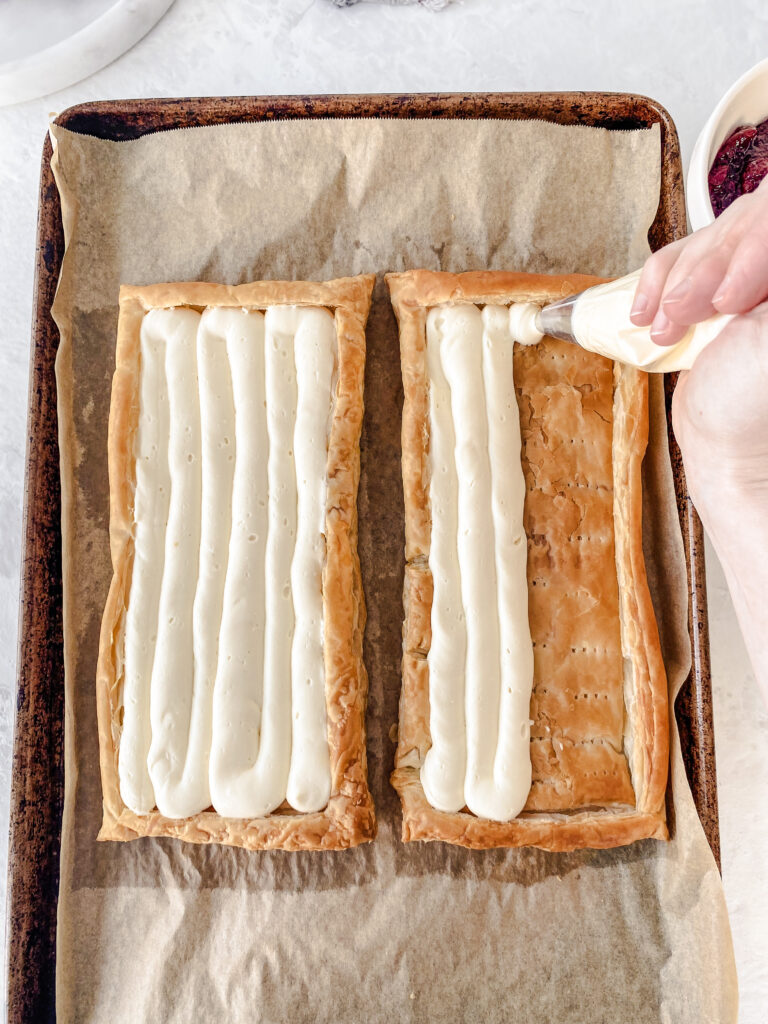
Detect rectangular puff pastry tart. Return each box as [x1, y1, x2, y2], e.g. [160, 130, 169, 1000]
[387, 270, 669, 852]
[97, 275, 376, 851]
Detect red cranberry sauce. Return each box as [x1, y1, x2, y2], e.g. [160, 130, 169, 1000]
[709, 117, 768, 217]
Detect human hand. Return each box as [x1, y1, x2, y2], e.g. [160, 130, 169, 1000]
[629, 175, 768, 346]
[671, 302, 768, 507]
[635, 192, 768, 701]
[672, 302, 768, 705]
[626, 179, 768, 499]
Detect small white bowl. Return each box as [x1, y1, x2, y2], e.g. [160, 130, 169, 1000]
[0, 0, 175, 108]
[687, 57, 768, 231]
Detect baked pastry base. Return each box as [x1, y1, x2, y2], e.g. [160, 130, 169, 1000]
[387, 269, 669, 852]
[97, 274, 376, 851]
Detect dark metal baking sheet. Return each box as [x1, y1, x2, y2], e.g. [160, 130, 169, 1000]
[8, 92, 715, 1024]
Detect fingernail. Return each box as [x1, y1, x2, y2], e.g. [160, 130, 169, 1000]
[630, 291, 649, 318]
[712, 275, 732, 305]
[662, 277, 692, 304]
[650, 311, 670, 339]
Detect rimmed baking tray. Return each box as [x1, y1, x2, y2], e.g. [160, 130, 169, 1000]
[8, 93, 716, 1024]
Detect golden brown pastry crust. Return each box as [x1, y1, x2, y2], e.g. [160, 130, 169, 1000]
[387, 269, 669, 852]
[96, 274, 377, 851]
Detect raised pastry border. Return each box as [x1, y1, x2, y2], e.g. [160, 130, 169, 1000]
[96, 274, 377, 850]
[386, 269, 669, 852]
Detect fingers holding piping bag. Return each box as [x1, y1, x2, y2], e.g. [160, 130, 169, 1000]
[632, 208, 743, 346]
[631, 177, 768, 346]
[629, 236, 687, 327]
[713, 220, 768, 313]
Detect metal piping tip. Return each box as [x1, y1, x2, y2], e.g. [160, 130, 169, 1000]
[535, 291, 585, 345]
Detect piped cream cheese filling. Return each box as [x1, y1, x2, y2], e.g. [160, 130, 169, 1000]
[422, 304, 533, 822]
[120, 309, 176, 815]
[209, 308, 287, 818]
[146, 308, 205, 819]
[421, 312, 467, 813]
[286, 308, 336, 812]
[508, 301, 544, 347]
[120, 304, 336, 819]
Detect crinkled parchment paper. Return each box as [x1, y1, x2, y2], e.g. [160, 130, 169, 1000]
[50, 116, 737, 1024]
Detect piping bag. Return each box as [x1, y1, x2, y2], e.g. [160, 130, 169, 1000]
[511, 268, 736, 372]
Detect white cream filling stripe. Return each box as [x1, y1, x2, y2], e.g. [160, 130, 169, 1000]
[422, 304, 534, 822]
[146, 308, 205, 818]
[120, 309, 175, 815]
[120, 305, 336, 819]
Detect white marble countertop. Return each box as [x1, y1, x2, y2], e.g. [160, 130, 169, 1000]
[0, 0, 766, 1019]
